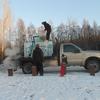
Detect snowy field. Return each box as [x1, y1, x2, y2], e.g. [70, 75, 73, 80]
[0, 65, 100, 100]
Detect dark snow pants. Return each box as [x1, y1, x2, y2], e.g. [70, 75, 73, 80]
[36, 63, 44, 76]
[46, 32, 50, 40]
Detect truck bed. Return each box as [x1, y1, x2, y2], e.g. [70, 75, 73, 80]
[43, 57, 58, 67]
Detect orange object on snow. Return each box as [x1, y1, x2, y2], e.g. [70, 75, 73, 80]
[60, 63, 66, 76]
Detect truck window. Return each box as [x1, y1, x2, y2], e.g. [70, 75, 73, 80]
[63, 44, 80, 53]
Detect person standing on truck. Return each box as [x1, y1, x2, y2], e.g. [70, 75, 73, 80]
[42, 21, 51, 41]
[32, 44, 44, 76]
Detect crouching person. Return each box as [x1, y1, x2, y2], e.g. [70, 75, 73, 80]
[32, 44, 44, 76]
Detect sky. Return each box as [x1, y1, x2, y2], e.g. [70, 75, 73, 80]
[0, 0, 100, 27]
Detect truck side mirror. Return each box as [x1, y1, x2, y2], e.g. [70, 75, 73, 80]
[62, 54, 65, 57]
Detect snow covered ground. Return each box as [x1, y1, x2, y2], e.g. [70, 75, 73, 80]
[0, 65, 100, 100]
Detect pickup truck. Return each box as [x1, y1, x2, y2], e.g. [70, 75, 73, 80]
[20, 36, 100, 74]
[60, 43, 100, 72]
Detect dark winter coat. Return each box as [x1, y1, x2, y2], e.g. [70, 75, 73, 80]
[32, 47, 44, 65]
[42, 21, 51, 40]
[42, 21, 51, 33]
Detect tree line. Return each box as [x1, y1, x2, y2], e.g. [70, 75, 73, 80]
[56, 19, 100, 50]
[0, 0, 100, 60]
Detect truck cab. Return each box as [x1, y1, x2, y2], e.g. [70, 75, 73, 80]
[60, 43, 100, 72]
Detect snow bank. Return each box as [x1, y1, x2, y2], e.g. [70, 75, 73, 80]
[5, 47, 20, 57]
[0, 66, 100, 100]
[0, 47, 20, 72]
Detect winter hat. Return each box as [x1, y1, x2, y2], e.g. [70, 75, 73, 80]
[36, 44, 39, 48]
[42, 21, 47, 25]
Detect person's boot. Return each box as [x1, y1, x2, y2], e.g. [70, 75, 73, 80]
[40, 74, 43, 76]
[40, 70, 44, 76]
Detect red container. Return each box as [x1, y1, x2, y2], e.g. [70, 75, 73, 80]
[60, 63, 66, 76]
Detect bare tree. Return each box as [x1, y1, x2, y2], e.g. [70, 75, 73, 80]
[27, 24, 36, 35]
[25, 24, 36, 41]
[0, 19, 2, 57]
[0, 0, 12, 59]
[93, 21, 99, 39]
[57, 23, 66, 42]
[81, 19, 90, 37]
[17, 18, 26, 55]
[67, 20, 80, 41]
[0, 19, 2, 42]
[37, 26, 46, 41]
[81, 19, 92, 49]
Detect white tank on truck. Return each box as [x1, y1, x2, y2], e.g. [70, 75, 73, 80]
[24, 35, 53, 57]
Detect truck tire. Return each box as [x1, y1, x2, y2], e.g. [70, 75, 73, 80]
[86, 60, 100, 73]
[22, 62, 32, 74]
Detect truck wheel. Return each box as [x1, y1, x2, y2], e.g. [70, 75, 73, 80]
[86, 60, 100, 73]
[22, 62, 32, 74]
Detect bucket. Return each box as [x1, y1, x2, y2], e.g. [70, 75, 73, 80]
[88, 64, 95, 76]
[8, 69, 13, 76]
[32, 66, 37, 76]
